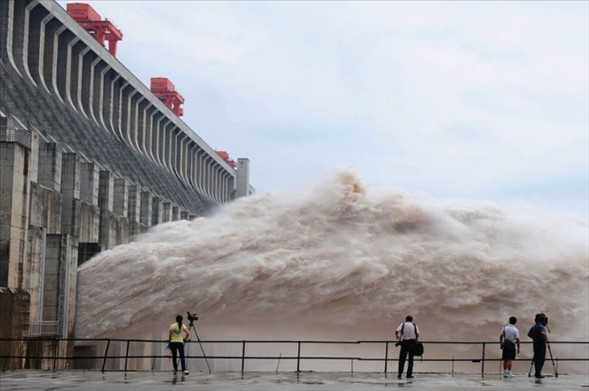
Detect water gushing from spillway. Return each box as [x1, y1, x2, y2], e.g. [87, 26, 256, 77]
[77, 172, 589, 344]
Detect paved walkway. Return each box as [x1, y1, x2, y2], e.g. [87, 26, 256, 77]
[1, 371, 588, 390]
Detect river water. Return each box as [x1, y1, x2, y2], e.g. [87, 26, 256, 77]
[76, 172, 588, 356]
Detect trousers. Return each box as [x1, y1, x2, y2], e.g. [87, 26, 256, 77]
[533, 342, 546, 377]
[170, 342, 186, 372]
[398, 339, 417, 377]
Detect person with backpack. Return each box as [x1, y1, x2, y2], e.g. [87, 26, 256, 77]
[528, 313, 548, 379]
[168, 314, 191, 375]
[395, 315, 420, 379]
[499, 316, 520, 377]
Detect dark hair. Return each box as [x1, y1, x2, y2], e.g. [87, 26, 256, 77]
[405, 315, 413, 322]
[534, 313, 542, 322]
[176, 315, 183, 330]
[509, 316, 517, 325]
[535, 313, 547, 324]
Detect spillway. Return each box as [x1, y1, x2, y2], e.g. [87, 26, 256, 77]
[77, 172, 589, 342]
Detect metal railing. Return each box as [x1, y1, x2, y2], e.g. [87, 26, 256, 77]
[1, 337, 587, 378]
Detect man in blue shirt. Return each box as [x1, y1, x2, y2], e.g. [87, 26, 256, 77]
[528, 313, 548, 378]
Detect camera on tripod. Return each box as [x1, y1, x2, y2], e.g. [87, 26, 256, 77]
[186, 312, 199, 326]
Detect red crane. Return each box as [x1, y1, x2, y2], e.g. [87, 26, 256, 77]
[150, 77, 185, 117]
[216, 150, 237, 168]
[66, 3, 123, 57]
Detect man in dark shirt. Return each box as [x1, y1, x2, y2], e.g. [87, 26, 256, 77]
[528, 313, 548, 378]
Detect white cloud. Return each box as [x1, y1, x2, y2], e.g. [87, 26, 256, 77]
[69, 1, 588, 215]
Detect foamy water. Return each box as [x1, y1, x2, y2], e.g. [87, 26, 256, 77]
[77, 172, 589, 343]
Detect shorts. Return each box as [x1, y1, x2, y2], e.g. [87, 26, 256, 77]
[502, 340, 516, 360]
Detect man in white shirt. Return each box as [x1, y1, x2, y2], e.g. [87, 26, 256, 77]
[500, 316, 520, 377]
[395, 315, 420, 379]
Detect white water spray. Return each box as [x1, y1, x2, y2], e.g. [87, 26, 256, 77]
[77, 172, 588, 343]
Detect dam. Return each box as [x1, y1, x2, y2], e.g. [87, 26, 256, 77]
[0, 0, 253, 365]
[1, 1, 588, 387]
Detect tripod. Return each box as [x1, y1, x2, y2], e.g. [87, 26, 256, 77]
[547, 342, 558, 378]
[187, 312, 212, 374]
[527, 342, 558, 378]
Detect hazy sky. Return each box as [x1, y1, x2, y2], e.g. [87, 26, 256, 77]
[64, 1, 588, 217]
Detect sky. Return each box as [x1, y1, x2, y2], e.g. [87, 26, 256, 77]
[61, 1, 588, 218]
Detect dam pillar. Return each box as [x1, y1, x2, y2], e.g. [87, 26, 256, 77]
[140, 190, 152, 228]
[180, 210, 189, 220]
[162, 201, 172, 223]
[113, 177, 128, 217]
[60, 153, 81, 238]
[27, 141, 64, 328]
[37, 142, 64, 234]
[78, 162, 101, 265]
[77, 161, 101, 265]
[0, 119, 32, 288]
[171, 205, 179, 221]
[38, 143, 62, 193]
[235, 157, 250, 198]
[98, 170, 116, 250]
[24, 217, 47, 328]
[127, 184, 141, 236]
[43, 234, 77, 338]
[79, 161, 99, 243]
[151, 196, 162, 225]
[113, 177, 130, 245]
[0, 288, 30, 369]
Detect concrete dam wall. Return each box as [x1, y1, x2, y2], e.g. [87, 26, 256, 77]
[0, 0, 252, 362]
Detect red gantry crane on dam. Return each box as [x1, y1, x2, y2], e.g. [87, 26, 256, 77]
[66, 3, 123, 57]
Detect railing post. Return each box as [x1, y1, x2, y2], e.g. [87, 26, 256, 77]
[240, 340, 246, 378]
[296, 341, 301, 374]
[384, 341, 389, 377]
[101, 339, 111, 373]
[481, 342, 486, 379]
[52, 338, 58, 371]
[124, 340, 130, 373]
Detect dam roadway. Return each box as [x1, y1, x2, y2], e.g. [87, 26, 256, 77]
[0, 371, 586, 390]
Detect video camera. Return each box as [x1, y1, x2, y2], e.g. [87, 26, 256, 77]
[186, 312, 199, 326]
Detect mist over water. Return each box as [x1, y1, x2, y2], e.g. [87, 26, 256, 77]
[77, 172, 589, 343]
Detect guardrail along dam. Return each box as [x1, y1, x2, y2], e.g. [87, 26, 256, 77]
[1, 0, 588, 378]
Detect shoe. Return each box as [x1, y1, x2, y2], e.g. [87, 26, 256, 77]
[407, 375, 414, 379]
[184, 370, 189, 375]
[397, 375, 402, 379]
[503, 372, 509, 378]
[535, 374, 544, 379]
[508, 371, 513, 378]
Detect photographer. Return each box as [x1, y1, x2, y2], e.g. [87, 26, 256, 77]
[168, 314, 190, 375]
[528, 313, 548, 379]
[395, 315, 420, 379]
